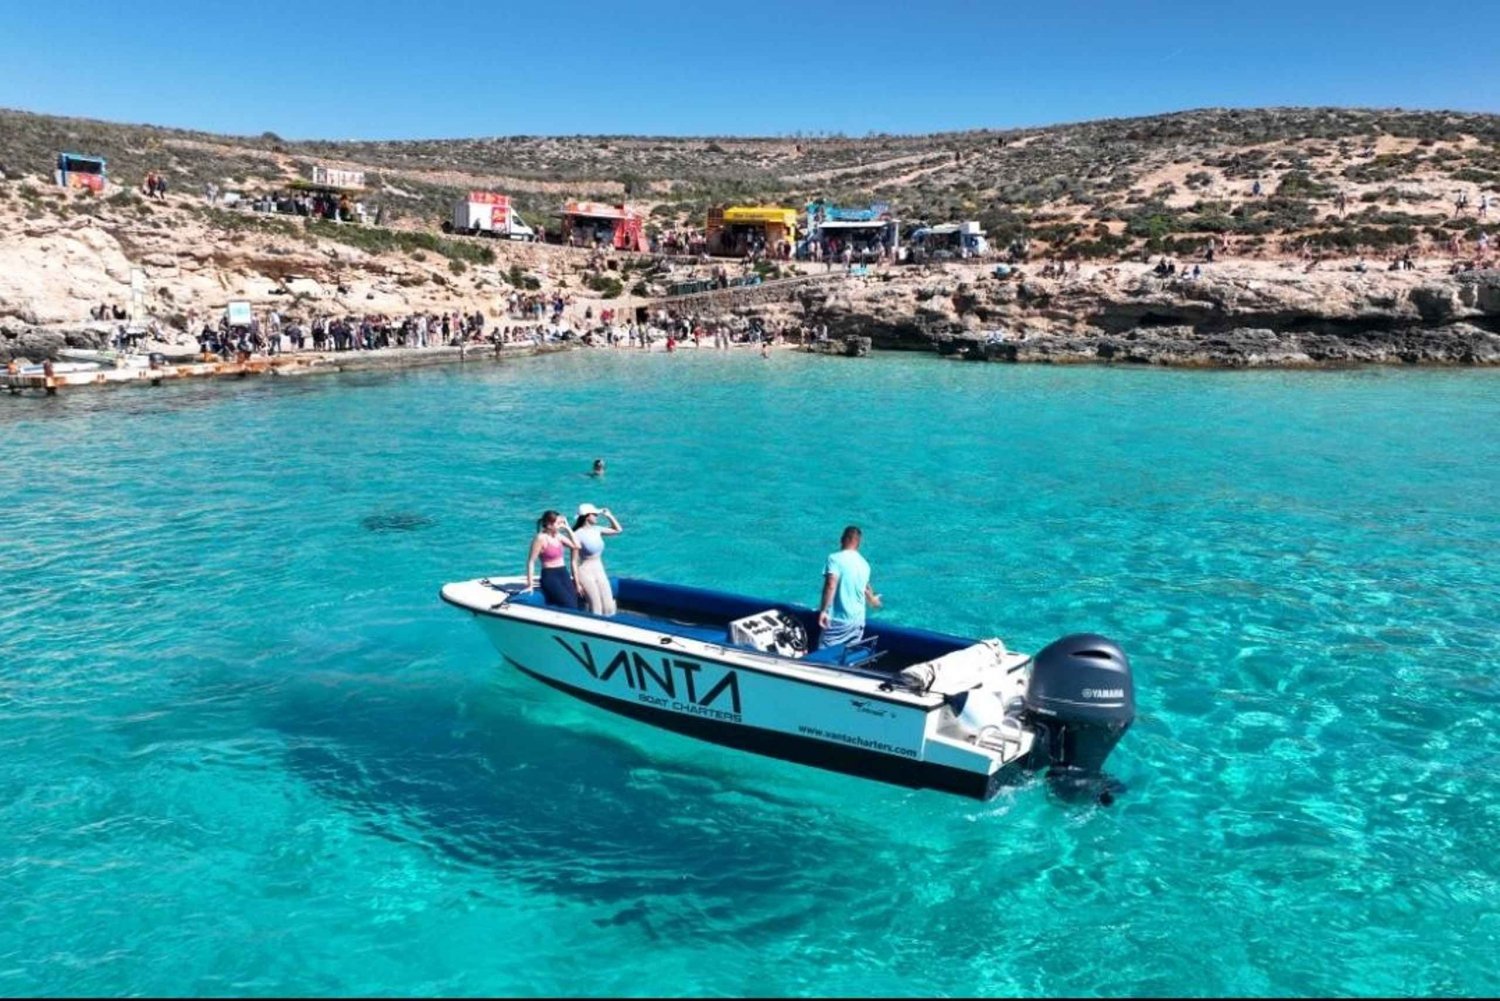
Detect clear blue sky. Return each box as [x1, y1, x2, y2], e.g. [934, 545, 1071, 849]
[0, 0, 1493, 139]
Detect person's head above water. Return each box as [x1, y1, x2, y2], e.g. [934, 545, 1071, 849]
[590, 458, 605, 476]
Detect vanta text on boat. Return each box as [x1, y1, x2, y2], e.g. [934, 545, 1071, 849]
[441, 576, 1135, 802]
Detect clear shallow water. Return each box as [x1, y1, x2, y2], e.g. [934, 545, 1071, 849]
[2, 353, 1497, 997]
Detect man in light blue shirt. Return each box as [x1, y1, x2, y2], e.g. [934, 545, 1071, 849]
[817, 525, 882, 649]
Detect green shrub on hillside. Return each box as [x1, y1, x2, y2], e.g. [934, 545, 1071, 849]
[1230, 197, 1317, 234]
[506, 264, 541, 290]
[193, 205, 304, 239]
[1068, 232, 1131, 258]
[305, 219, 494, 265]
[1454, 168, 1500, 184]
[586, 274, 623, 298]
[1305, 225, 1417, 251]
[1275, 170, 1334, 199]
[1352, 207, 1431, 226]
[1359, 186, 1438, 205]
[1122, 202, 1186, 238]
[1029, 221, 1083, 244]
[1341, 153, 1425, 184]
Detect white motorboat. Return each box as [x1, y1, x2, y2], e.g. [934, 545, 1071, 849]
[442, 576, 1135, 802]
[57, 348, 126, 367]
[13, 360, 102, 376]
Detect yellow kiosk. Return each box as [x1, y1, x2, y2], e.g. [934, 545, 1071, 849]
[706, 205, 799, 256]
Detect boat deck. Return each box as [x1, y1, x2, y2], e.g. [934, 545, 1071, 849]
[463, 576, 976, 675]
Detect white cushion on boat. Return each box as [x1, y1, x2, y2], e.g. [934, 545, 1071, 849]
[897, 639, 1006, 696]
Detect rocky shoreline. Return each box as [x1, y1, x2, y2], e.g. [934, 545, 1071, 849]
[7, 267, 1500, 371]
[2, 324, 118, 364]
[793, 265, 1500, 367]
[935, 322, 1500, 367]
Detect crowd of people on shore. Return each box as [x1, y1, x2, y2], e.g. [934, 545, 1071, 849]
[171, 298, 824, 360]
[654, 228, 710, 256]
[192, 308, 491, 357]
[575, 313, 822, 352]
[505, 290, 576, 322]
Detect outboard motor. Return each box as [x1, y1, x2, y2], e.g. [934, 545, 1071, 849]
[1022, 633, 1134, 803]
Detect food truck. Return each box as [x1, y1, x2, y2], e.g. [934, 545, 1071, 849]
[55, 152, 107, 192]
[907, 221, 990, 261]
[705, 205, 799, 256]
[558, 201, 646, 251]
[449, 192, 536, 240]
[252, 165, 370, 222]
[803, 201, 899, 261]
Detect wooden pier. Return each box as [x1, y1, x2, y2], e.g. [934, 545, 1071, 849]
[3, 343, 557, 396]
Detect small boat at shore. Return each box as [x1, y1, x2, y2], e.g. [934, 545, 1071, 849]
[442, 576, 1135, 802]
[12, 360, 103, 376]
[58, 348, 133, 368]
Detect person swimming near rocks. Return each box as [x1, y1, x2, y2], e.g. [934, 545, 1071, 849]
[589, 458, 606, 478]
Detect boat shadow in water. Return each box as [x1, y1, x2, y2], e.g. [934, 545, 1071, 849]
[254, 663, 910, 941]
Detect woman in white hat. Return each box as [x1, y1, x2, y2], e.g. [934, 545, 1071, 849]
[570, 503, 623, 615]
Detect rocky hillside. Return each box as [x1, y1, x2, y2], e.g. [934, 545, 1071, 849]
[5, 105, 1499, 257]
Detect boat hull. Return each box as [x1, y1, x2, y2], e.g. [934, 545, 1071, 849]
[510, 656, 999, 799]
[452, 596, 1010, 799]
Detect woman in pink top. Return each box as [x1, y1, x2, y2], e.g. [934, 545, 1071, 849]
[525, 509, 581, 608]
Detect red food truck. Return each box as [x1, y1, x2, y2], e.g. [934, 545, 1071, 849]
[558, 201, 646, 252]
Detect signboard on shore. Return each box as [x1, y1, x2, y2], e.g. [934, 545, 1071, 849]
[807, 201, 892, 224]
[563, 200, 628, 220]
[226, 300, 253, 327]
[311, 166, 365, 189]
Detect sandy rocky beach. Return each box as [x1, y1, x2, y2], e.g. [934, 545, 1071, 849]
[5, 191, 1496, 371]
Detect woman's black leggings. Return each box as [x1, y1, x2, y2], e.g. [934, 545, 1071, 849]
[540, 565, 579, 609]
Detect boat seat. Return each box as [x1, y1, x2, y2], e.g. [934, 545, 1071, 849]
[507, 588, 733, 646]
[803, 635, 884, 669]
[609, 610, 728, 646]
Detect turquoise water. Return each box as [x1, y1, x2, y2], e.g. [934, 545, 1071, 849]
[2, 353, 1497, 996]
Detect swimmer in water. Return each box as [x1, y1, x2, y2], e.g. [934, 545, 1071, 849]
[589, 458, 605, 478]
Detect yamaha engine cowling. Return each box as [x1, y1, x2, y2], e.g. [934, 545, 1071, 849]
[1022, 634, 1134, 802]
